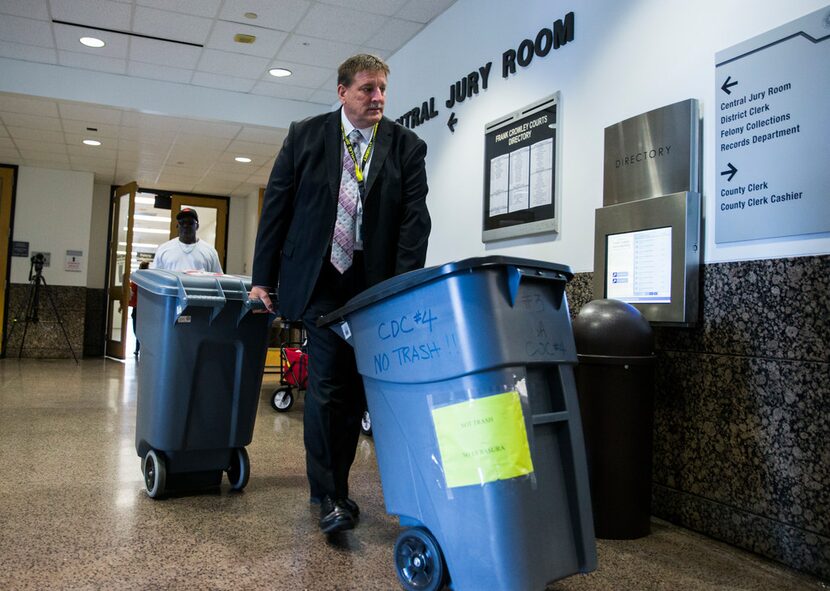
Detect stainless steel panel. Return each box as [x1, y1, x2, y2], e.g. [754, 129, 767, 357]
[593, 192, 701, 326]
[603, 99, 700, 205]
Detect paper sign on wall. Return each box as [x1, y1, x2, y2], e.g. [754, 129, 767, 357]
[65, 250, 83, 272]
[432, 390, 534, 488]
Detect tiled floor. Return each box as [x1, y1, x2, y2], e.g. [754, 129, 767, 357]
[0, 358, 825, 590]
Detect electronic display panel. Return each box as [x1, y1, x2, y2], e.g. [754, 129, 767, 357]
[606, 227, 672, 304]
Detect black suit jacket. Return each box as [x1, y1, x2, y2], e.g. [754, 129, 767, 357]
[252, 108, 431, 320]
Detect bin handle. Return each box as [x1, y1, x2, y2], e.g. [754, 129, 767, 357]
[506, 266, 569, 309]
[174, 275, 227, 323]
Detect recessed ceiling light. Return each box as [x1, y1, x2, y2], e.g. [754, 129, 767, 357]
[268, 68, 292, 78]
[244, 12, 258, 19]
[80, 37, 105, 48]
[83, 139, 102, 146]
[235, 156, 252, 163]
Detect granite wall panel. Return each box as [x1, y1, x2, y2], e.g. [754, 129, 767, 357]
[568, 254, 829, 579]
[4, 284, 85, 359]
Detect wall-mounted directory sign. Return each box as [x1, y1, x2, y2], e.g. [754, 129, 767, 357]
[482, 93, 560, 242]
[715, 7, 830, 243]
[603, 99, 700, 206]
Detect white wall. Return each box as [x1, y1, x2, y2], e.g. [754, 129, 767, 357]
[241, 187, 262, 277]
[386, 0, 830, 271]
[11, 166, 94, 285]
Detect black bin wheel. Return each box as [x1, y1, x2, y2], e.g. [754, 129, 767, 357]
[361, 409, 373, 437]
[227, 447, 250, 491]
[271, 387, 294, 412]
[394, 527, 447, 591]
[142, 449, 166, 499]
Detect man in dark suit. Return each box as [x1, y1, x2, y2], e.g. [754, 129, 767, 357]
[250, 54, 431, 534]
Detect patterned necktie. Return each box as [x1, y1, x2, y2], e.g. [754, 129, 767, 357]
[331, 129, 363, 274]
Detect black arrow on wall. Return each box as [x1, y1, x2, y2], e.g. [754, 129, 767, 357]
[447, 112, 458, 132]
[721, 76, 739, 94]
[721, 162, 738, 181]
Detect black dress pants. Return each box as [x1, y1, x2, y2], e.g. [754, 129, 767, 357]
[301, 254, 367, 501]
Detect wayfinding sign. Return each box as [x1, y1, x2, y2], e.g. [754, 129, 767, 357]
[715, 7, 830, 243]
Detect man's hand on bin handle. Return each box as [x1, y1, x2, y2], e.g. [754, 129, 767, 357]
[249, 285, 275, 314]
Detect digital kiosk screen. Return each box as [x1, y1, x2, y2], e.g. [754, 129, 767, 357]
[606, 226, 672, 304]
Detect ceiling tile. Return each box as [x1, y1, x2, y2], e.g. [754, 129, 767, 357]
[250, 81, 314, 101]
[205, 20, 288, 58]
[64, 134, 118, 152]
[191, 71, 257, 93]
[0, 112, 62, 131]
[277, 34, 359, 69]
[0, 148, 22, 161]
[173, 133, 234, 150]
[62, 119, 121, 138]
[236, 127, 285, 145]
[226, 140, 280, 157]
[193, 178, 241, 193]
[176, 119, 241, 137]
[136, 0, 222, 18]
[132, 6, 214, 45]
[308, 88, 339, 106]
[6, 126, 65, 143]
[0, 137, 17, 149]
[58, 102, 123, 125]
[18, 149, 70, 163]
[219, 0, 311, 32]
[0, 0, 50, 20]
[0, 14, 55, 47]
[0, 95, 59, 117]
[262, 60, 330, 87]
[364, 17, 421, 52]
[127, 36, 203, 69]
[295, 4, 386, 46]
[24, 159, 71, 170]
[0, 39, 58, 63]
[396, 0, 456, 24]
[197, 49, 271, 79]
[53, 23, 129, 58]
[127, 60, 194, 84]
[319, 0, 407, 17]
[49, 0, 133, 30]
[58, 50, 127, 74]
[12, 139, 67, 154]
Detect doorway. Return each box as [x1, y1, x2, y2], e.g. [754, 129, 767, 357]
[105, 188, 230, 360]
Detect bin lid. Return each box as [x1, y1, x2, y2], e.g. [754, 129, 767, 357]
[319, 255, 572, 326]
[573, 299, 654, 358]
[132, 269, 252, 300]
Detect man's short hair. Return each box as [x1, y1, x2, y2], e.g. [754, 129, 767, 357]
[337, 54, 390, 87]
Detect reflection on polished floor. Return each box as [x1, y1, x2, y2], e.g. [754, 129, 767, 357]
[0, 359, 825, 591]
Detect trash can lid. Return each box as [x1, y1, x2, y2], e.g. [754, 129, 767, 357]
[572, 299, 654, 358]
[132, 269, 252, 300]
[319, 256, 572, 326]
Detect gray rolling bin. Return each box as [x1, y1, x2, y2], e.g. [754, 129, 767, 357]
[320, 256, 597, 591]
[132, 270, 271, 498]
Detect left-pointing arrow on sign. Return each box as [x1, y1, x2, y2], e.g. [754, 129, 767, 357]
[721, 75, 739, 95]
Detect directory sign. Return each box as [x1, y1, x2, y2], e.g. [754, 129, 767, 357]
[715, 7, 830, 242]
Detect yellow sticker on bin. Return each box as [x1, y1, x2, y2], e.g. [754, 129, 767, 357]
[432, 390, 534, 488]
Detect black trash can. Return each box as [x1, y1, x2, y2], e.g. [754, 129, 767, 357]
[573, 299, 655, 539]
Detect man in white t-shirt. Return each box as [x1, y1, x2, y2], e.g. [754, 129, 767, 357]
[150, 208, 223, 273]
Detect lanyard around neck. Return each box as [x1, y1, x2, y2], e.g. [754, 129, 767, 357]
[341, 122, 377, 184]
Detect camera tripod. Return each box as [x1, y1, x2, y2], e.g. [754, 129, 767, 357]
[4, 255, 78, 364]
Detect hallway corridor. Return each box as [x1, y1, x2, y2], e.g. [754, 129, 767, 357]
[0, 359, 824, 590]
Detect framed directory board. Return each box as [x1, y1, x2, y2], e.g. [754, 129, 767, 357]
[482, 93, 560, 242]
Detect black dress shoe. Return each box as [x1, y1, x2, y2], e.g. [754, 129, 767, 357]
[319, 496, 356, 534]
[311, 495, 360, 517]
